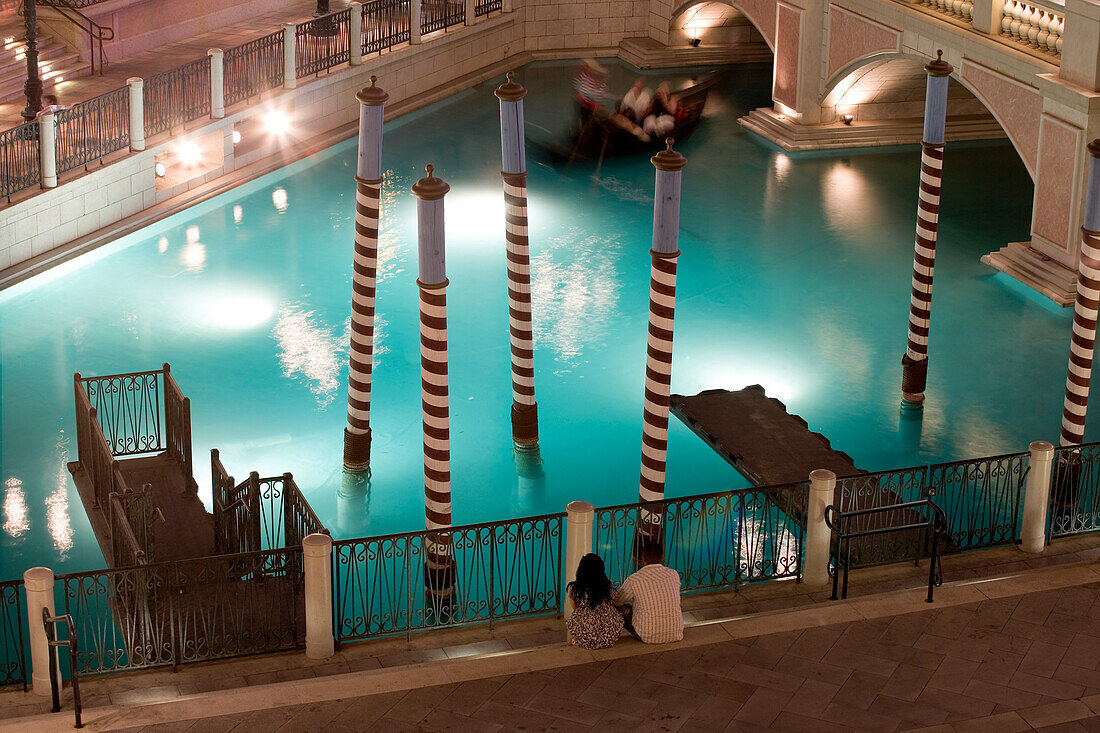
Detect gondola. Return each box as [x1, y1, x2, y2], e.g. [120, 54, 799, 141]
[533, 72, 720, 163]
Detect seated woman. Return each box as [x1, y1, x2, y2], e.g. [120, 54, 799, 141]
[643, 82, 679, 138]
[565, 553, 624, 650]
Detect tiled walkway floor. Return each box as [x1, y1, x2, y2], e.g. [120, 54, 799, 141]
[0, 2, 351, 127]
[109, 581, 1100, 732]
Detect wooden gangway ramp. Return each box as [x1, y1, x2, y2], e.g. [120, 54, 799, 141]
[670, 386, 928, 564]
[670, 385, 862, 488]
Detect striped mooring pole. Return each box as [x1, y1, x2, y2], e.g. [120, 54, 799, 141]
[413, 164, 456, 600]
[495, 72, 540, 448]
[343, 76, 388, 472]
[900, 50, 952, 407]
[637, 138, 687, 551]
[1059, 140, 1100, 448]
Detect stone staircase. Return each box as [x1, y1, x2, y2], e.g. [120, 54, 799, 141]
[617, 36, 772, 69]
[982, 242, 1077, 306]
[738, 105, 1008, 151]
[0, 16, 90, 106]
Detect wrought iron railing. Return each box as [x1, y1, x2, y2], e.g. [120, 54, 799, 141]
[0, 580, 26, 690]
[334, 513, 563, 642]
[143, 57, 212, 138]
[55, 88, 130, 175]
[0, 122, 41, 202]
[212, 449, 255, 555]
[475, 0, 500, 17]
[296, 9, 352, 77]
[925, 451, 1028, 551]
[58, 546, 305, 676]
[595, 484, 805, 594]
[109, 484, 158, 566]
[223, 30, 285, 107]
[1050, 442, 1100, 538]
[421, 0, 464, 33]
[163, 366, 194, 490]
[361, 0, 411, 54]
[76, 369, 164, 458]
[256, 473, 325, 550]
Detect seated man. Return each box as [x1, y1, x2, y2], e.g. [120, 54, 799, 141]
[613, 542, 683, 644]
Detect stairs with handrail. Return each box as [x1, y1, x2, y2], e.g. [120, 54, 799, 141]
[0, 16, 89, 104]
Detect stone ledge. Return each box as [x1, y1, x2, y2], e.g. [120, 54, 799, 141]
[982, 241, 1077, 307]
[617, 36, 772, 69]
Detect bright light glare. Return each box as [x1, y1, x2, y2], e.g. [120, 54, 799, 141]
[443, 191, 504, 237]
[263, 110, 291, 137]
[233, 205, 243, 223]
[232, 129, 242, 145]
[186, 225, 200, 243]
[272, 187, 288, 212]
[157, 236, 168, 253]
[176, 140, 201, 166]
[193, 292, 275, 331]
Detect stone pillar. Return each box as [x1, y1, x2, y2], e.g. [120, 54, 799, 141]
[901, 51, 952, 407]
[343, 76, 388, 472]
[24, 567, 56, 697]
[495, 72, 539, 448]
[127, 77, 145, 152]
[349, 2, 363, 66]
[502, 0, 512, 11]
[803, 469, 835, 586]
[411, 0, 422, 44]
[209, 49, 225, 119]
[564, 501, 594, 619]
[413, 165, 455, 599]
[969, 0, 1006, 34]
[466, 0, 475, 25]
[1060, 140, 1100, 446]
[1061, 0, 1100, 93]
[771, 0, 828, 124]
[38, 109, 57, 189]
[284, 23, 298, 89]
[303, 533, 334, 659]
[1020, 441, 1055, 553]
[637, 139, 687, 533]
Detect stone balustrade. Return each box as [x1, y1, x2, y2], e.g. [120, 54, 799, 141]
[1000, 0, 1064, 55]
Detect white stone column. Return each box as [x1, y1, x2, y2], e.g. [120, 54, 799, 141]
[24, 567, 56, 697]
[303, 533, 334, 659]
[465, 0, 476, 25]
[969, 0, 1006, 34]
[803, 469, 835, 586]
[1062, 0, 1100, 93]
[564, 500, 594, 619]
[209, 48, 225, 119]
[410, 0, 422, 44]
[1020, 441, 1056, 553]
[126, 77, 145, 151]
[349, 2, 363, 66]
[38, 109, 56, 188]
[284, 23, 298, 90]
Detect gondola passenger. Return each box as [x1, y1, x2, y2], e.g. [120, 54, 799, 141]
[643, 83, 679, 138]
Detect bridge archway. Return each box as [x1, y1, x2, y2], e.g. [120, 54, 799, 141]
[669, 0, 775, 53]
[822, 51, 1036, 180]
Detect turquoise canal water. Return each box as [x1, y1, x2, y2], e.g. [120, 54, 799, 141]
[0, 59, 1063, 582]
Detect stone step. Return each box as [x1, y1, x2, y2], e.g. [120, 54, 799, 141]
[0, 37, 86, 104]
[738, 107, 1006, 151]
[617, 36, 772, 69]
[981, 242, 1076, 306]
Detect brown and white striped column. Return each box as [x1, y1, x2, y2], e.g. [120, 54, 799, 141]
[1060, 140, 1100, 447]
[495, 72, 540, 448]
[343, 76, 388, 472]
[413, 165, 455, 600]
[637, 140, 687, 548]
[901, 51, 952, 407]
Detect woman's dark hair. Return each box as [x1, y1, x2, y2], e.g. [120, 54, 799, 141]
[567, 553, 613, 608]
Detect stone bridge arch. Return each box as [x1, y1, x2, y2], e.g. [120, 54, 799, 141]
[669, 0, 776, 52]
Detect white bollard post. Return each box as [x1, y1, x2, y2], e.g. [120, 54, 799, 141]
[349, 2, 363, 66]
[465, 0, 475, 25]
[284, 23, 297, 89]
[564, 501, 594, 619]
[38, 109, 57, 188]
[410, 0, 422, 44]
[803, 469, 835, 586]
[209, 48, 225, 119]
[127, 77, 145, 151]
[303, 533, 334, 659]
[1020, 441, 1055, 553]
[24, 567, 56, 696]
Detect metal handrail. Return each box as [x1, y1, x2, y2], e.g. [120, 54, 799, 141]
[825, 498, 947, 603]
[38, 0, 113, 75]
[42, 608, 82, 729]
